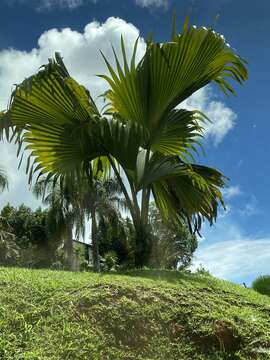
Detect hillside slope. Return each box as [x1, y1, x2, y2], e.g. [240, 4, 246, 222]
[0, 268, 269, 359]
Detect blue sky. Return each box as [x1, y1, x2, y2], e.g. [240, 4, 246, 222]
[0, 0, 270, 285]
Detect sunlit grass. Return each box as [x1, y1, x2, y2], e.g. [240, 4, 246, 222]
[0, 267, 269, 359]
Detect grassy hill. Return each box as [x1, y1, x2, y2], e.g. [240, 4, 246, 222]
[0, 268, 269, 359]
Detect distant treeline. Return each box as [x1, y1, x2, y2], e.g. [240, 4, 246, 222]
[0, 203, 197, 271]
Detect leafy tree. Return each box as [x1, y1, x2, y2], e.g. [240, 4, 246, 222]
[148, 204, 197, 269]
[103, 251, 118, 271]
[0, 204, 59, 267]
[252, 275, 270, 296]
[98, 207, 196, 270]
[0, 18, 248, 267]
[79, 177, 126, 272]
[33, 178, 82, 270]
[0, 166, 8, 193]
[98, 215, 135, 268]
[34, 176, 124, 272]
[0, 215, 19, 265]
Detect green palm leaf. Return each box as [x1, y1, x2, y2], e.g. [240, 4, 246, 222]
[101, 19, 247, 140]
[0, 55, 104, 182]
[152, 163, 226, 232]
[150, 108, 207, 160]
[97, 117, 144, 174]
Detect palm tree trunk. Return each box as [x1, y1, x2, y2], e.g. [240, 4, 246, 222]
[134, 187, 152, 268]
[91, 208, 100, 272]
[64, 222, 74, 271]
[108, 155, 153, 268]
[134, 220, 152, 268]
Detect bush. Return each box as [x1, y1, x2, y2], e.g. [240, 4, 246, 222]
[252, 275, 270, 296]
[50, 261, 64, 270]
[103, 251, 118, 271]
[80, 259, 93, 272]
[195, 264, 211, 276]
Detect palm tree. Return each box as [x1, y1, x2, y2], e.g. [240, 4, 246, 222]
[0, 18, 248, 267]
[80, 177, 125, 272]
[34, 175, 123, 271]
[64, 175, 125, 272]
[0, 166, 8, 193]
[33, 178, 82, 270]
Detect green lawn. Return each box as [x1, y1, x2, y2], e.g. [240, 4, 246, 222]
[0, 267, 269, 359]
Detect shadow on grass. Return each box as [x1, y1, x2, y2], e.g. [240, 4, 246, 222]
[107, 269, 207, 285]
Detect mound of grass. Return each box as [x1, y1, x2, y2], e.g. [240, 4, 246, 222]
[0, 268, 270, 359]
[252, 275, 270, 296]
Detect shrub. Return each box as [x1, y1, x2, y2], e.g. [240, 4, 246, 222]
[195, 264, 211, 276]
[50, 261, 64, 270]
[252, 275, 270, 296]
[80, 259, 92, 272]
[103, 251, 118, 271]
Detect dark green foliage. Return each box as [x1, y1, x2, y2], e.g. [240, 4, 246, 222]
[81, 177, 126, 272]
[73, 242, 89, 271]
[33, 176, 125, 272]
[148, 204, 198, 269]
[252, 275, 270, 296]
[97, 207, 197, 271]
[0, 166, 8, 192]
[0, 204, 61, 268]
[50, 260, 64, 270]
[0, 268, 269, 359]
[33, 178, 81, 271]
[0, 216, 19, 265]
[98, 215, 135, 268]
[103, 250, 118, 271]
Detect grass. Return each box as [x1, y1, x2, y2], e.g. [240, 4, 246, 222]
[0, 268, 270, 359]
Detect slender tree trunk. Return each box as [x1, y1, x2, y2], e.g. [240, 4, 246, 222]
[134, 186, 152, 268]
[91, 208, 100, 272]
[134, 220, 152, 268]
[108, 154, 153, 268]
[64, 221, 75, 271]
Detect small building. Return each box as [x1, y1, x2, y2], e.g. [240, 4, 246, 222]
[72, 239, 93, 271]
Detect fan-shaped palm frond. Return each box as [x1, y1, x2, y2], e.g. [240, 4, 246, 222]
[101, 21, 247, 137]
[152, 162, 226, 232]
[0, 53, 103, 184]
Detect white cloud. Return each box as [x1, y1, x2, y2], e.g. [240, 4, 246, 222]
[41, 0, 95, 9]
[238, 195, 258, 217]
[0, 17, 145, 208]
[38, 0, 95, 9]
[182, 87, 237, 145]
[7, 0, 96, 10]
[0, 142, 41, 208]
[135, 0, 168, 8]
[0, 17, 146, 110]
[191, 206, 267, 285]
[192, 239, 270, 283]
[8, 0, 168, 10]
[222, 186, 242, 199]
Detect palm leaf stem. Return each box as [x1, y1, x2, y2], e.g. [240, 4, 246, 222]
[141, 186, 151, 227]
[140, 147, 151, 226]
[106, 154, 137, 222]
